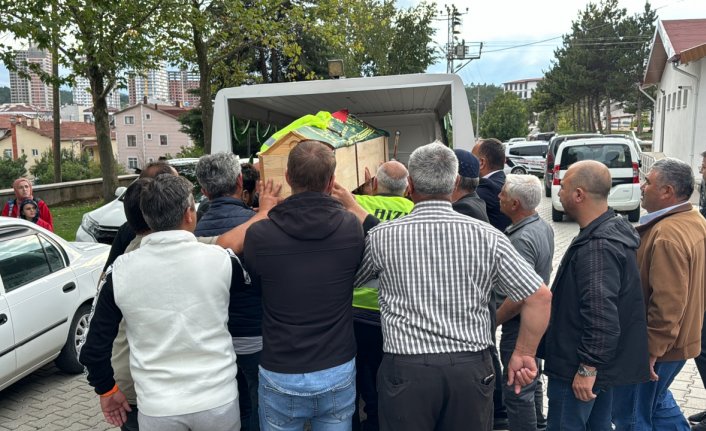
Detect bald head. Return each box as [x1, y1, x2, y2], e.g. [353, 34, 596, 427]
[567, 160, 611, 200]
[375, 161, 409, 196]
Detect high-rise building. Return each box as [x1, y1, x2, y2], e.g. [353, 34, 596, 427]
[168, 70, 200, 107]
[73, 75, 122, 109]
[128, 63, 170, 105]
[9, 48, 53, 109]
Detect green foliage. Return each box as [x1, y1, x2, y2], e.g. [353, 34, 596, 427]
[176, 145, 205, 159]
[479, 92, 528, 142]
[0, 155, 28, 188]
[465, 84, 504, 123]
[530, 0, 656, 132]
[59, 89, 73, 105]
[178, 108, 204, 148]
[30, 149, 123, 185]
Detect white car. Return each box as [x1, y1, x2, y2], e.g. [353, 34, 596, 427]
[504, 141, 548, 176]
[0, 217, 109, 391]
[76, 158, 201, 244]
[551, 138, 642, 222]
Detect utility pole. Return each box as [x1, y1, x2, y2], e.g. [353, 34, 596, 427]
[476, 84, 480, 137]
[438, 5, 482, 74]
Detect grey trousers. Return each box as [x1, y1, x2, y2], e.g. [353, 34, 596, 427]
[138, 398, 241, 431]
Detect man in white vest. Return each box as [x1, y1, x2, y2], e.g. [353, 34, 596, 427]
[79, 174, 241, 431]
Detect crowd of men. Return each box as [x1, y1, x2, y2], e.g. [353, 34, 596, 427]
[68, 139, 706, 431]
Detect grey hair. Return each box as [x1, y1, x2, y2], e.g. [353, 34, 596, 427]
[458, 176, 479, 192]
[140, 175, 195, 232]
[650, 157, 694, 200]
[504, 174, 542, 211]
[408, 141, 458, 195]
[196, 152, 241, 199]
[376, 164, 408, 195]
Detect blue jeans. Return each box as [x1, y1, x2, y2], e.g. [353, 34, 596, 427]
[612, 360, 690, 430]
[547, 377, 613, 431]
[258, 359, 356, 431]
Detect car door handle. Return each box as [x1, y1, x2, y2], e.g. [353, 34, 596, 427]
[62, 282, 76, 293]
[0, 314, 6, 325]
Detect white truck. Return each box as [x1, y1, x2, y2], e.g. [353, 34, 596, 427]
[210, 73, 475, 162]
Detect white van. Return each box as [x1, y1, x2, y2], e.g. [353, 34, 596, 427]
[550, 138, 642, 222]
[504, 141, 548, 176]
[210, 74, 475, 162]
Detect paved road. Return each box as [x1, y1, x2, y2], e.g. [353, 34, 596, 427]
[1, 195, 705, 430]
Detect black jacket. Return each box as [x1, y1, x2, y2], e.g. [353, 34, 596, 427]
[540, 209, 650, 389]
[243, 192, 364, 374]
[194, 196, 260, 337]
[476, 171, 511, 231]
[452, 192, 489, 223]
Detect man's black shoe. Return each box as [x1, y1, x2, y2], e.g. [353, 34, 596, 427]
[691, 411, 706, 424]
[692, 419, 706, 431]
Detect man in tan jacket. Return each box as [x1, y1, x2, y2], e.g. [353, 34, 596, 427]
[612, 158, 706, 430]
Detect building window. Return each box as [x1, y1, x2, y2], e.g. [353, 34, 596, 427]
[127, 135, 137, 147]
[667, 94, 671, 111]
[683, 90, 688, 108]
[160, 135, 168, 146]
[128, 157, 138, 169]
[31, 149, 39, 156]
[3, 149, 11, 159]
[523, 91, 527, 99]
[146, 133, 152, 140]
[145, 113, 151, 120]
[124, 115, 135, 125]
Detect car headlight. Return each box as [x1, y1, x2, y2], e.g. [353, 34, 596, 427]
[80, 213, 100, 238]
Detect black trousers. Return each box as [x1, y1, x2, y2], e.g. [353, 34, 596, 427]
[353, 321, 384, 429]
[378, 350, 495, 431]
[695, 311, 706, 388]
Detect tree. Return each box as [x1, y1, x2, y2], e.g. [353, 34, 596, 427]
[0, 86, 9, 103]
[465, 84, 504, 132]
[479, 92, 528, 141]
[384, 2, 438, 75]
[0, 155, 27, 188]
[178, 107, 204, 149]
[0, 0, 176, 202]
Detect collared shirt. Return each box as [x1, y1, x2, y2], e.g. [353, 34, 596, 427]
[483, 170, 502, 179]
[639, 201, 689, 225]
[354, 200, 543, 355]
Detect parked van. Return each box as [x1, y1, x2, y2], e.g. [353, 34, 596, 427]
[210, 74, 475, 162]
[544, 133, 603, 196]
[550, 137, 642, 222]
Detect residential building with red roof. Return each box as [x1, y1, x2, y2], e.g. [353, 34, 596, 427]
[643, 18, 706, 173]
[114, 102, 194, 171]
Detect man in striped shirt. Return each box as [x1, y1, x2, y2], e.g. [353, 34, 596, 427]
[353, 142, 552, 431]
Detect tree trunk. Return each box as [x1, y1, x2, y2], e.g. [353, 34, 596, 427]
[51, 1, 61, 183]
[636, 90, 643, 134]
[605, 98, 612, 134]
[271, 48, 280, 83]
[594, 97, 602, 134]
[88, 65, 117, 202]
[572, 103, 577, 131]
[577, 101, 582, 131]
[258, 48, 269, 82]
[192, 2, 213, 154]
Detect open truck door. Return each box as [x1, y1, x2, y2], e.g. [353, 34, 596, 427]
[211, 73, 474, 164]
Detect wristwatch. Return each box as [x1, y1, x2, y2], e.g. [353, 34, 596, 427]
[577, 364, 598, 377]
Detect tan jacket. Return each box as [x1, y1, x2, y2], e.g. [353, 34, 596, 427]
[636, 203, 706, 361]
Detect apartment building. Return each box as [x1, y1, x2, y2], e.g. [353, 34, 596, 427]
[503, 78, 542, 100]
[127, 63, 170, 105]
[9, 48, 53, 109]
[168, 70, 200, 107]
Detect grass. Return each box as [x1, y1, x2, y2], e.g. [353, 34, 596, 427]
[50, 199, 103, 242]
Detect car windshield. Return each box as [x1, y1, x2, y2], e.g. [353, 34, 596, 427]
[560, 144, 632, 170]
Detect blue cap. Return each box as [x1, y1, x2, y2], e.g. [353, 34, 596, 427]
[454, 149, 480, 178]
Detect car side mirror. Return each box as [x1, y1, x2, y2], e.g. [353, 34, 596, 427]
[114, 186, 127, 198]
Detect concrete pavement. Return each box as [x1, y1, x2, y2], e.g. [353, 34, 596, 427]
[1, 194, 705, 430]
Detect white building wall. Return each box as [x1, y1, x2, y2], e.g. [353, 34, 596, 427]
[73, 76, 122, 109]
[655, 58, 704, 173]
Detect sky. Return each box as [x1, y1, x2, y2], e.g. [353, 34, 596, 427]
[1, 0, 705, 89]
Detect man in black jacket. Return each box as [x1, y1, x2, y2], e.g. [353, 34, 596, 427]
[243, 140, 364, 430]
[194, 152, 260, 431]
[542, 160, 649, 430]
[472, 138, 511, 231]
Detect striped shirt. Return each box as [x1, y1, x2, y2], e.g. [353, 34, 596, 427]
[353, 200, 543, 355]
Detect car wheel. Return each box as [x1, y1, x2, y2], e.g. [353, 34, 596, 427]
[55, 304, 91, 374]
[511, 166, 527, 175]
[552, 207, 563, 222]
[627, 207, 641, 223]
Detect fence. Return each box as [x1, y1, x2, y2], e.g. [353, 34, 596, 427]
[0, 175, 139, 207]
